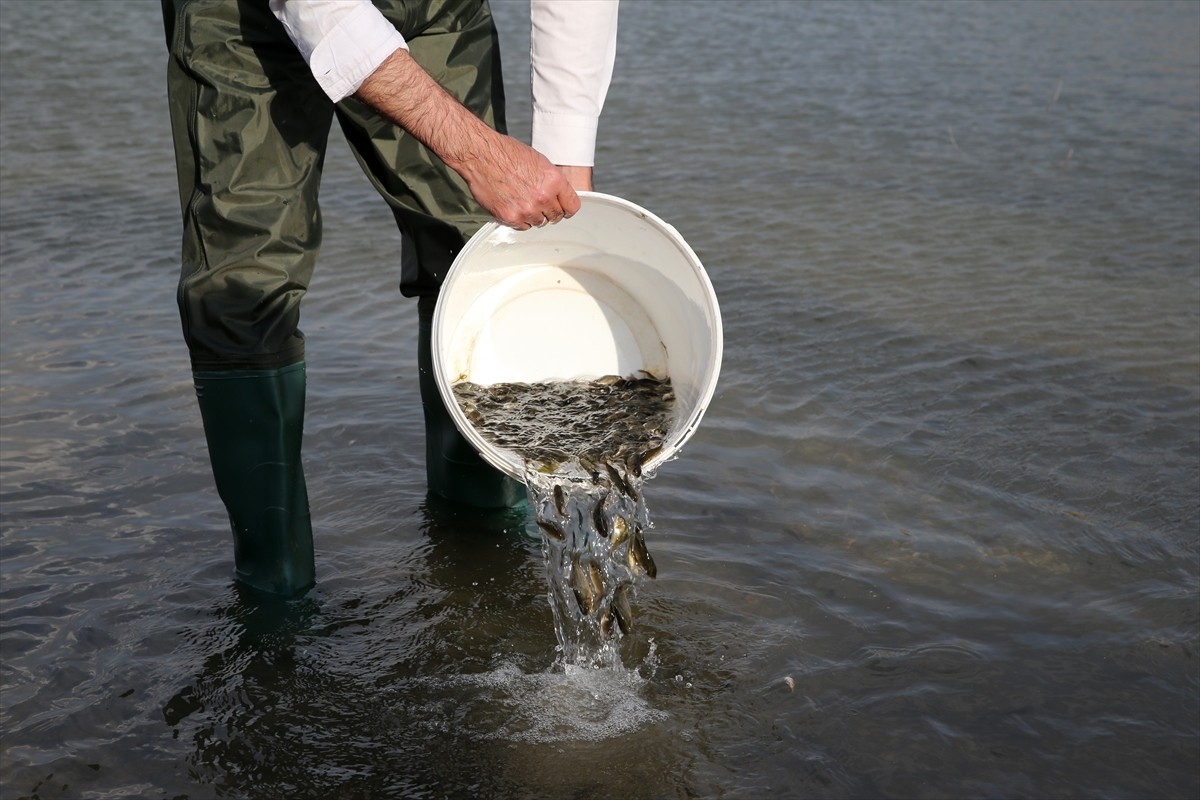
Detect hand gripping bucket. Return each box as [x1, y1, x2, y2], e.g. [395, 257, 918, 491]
[432, 192, 723, 482]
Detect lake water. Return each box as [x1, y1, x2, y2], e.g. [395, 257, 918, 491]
[2, 1, 1197, 798]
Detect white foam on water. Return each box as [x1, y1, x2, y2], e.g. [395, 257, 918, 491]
[456, 659, 667, 743]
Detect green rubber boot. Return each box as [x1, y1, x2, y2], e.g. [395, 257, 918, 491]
[418, 296, 527, 509]
[193, 363, 316, 598]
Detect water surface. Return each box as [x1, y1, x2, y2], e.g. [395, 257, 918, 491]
[2, 1, 1197, 798]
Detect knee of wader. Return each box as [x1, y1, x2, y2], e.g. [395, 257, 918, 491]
[179, 273, 307, 371]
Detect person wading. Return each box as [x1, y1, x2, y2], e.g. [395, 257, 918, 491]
[160, 0, 619, 597]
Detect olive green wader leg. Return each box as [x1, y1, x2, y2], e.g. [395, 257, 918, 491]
[193, 365, 315, 597]
[163, 0, 331, 596]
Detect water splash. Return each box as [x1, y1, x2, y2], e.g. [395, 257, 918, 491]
[526, 466, 655, 669]
[460, 653, 666, 743]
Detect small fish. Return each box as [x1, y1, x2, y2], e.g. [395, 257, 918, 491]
[640, 443, 664, 467]
[628, 527, 657, 579]
[592, 494, 610, 537]
[571, 559, 606, 616]
[553, 484, 567, 517]
[611, 584, 633, 635]
[586, 560, 605, 599]
[571, 561, 599, 615]
[579, 455, 602, 483]
[604, 462, 639, 501]
[610, 515, 630, 549]
[536, 519, 566, 541]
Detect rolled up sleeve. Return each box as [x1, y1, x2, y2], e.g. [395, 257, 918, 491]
[269, 0, 408, 103]
[530, 0, 619, 167]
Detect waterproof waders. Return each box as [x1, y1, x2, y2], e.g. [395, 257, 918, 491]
[162, 0, 523, 596]
[194, 365, 315, 597]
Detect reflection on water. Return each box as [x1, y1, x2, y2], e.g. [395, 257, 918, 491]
[2, 1, 1198, 798]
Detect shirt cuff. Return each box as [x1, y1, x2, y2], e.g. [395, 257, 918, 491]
[529, 0, 618, 167]
[532, 111, 600, 167]
[271, 0, 409, 103]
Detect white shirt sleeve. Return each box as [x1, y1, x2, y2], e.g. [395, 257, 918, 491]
[530, 0, 619, 167]
[270, 0, 619, 166]
[268, 0, 408, 103]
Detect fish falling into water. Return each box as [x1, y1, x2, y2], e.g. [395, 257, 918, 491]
[453, 374, 675, 666]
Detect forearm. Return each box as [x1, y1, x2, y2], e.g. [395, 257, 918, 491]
[273, 0, 605, 220]
[356, 47, 579, 229]
[354, 47, 494, 175]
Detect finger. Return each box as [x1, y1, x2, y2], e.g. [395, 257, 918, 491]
[559, 185, 581, 218]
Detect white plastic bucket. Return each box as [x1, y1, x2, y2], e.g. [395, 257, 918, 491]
[432, 191, 722, 482]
